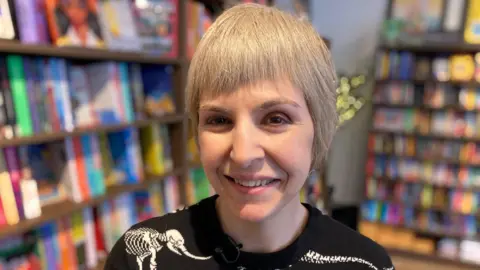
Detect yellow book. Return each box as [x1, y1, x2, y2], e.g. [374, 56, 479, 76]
[149, 183, 165, 216]
[464, 0, 480, 44]
[140, 125, 165, 175]
[98, 133, 119, 187]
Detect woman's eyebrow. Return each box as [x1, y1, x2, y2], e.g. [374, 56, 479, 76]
[256, 99, 301, 111]
[199, 98, 300, 113]
[198, 105, 231, 114]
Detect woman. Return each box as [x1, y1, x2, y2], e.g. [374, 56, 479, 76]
[105, 3, 394, 270]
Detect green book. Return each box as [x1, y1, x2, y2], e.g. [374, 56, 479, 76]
[193, 168, 210, 202]
[6, 55, 32, 136]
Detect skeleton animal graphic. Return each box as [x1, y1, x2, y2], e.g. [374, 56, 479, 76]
[124, 227, 212, 270]
[301, 250, 394, 270]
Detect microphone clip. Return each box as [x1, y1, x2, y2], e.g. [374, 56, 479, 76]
[215, 235, 243, 264]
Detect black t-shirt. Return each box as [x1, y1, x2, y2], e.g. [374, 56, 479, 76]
[104, 195, 395, 270]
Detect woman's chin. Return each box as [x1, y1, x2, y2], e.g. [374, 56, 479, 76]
[229, 201, 278, 222]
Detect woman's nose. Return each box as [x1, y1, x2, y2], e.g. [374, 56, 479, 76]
[229, 123, 264, 169]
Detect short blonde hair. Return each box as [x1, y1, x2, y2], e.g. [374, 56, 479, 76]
[186, 3, 337, 170]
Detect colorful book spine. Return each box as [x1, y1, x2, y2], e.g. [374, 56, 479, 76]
[90, 135, 106, 196]
[56, 58, 74, 131]
[68, 64, 96, 127]
[22, 57, 41, 133]
[0, 149, 19, 225]
[6, 55, 33, 136]
[13, 0, 39, 43]
[70, 210, 86, 269]
[0, 56, 17, 139]
[80, 135, 98, 197]
[0, 196, 7, 226]
[44, 58, 61, 132]
[33, 57, 51, 133]
[36, 224, 57, 269]
[118, 62, 135, 122]
[112, 63, 126, 122]
[141, 125, 165, 175]
[125, 128, 144, 183]
[64, 138, 88, 202]
[127, 63, 145, 120]
[83, 207, 99, 269]
[3, 147, 25, 220]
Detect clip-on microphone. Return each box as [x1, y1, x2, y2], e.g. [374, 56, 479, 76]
[215, 235, 243, 264]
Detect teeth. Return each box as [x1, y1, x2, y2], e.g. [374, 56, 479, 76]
[233, 178, 274, 187]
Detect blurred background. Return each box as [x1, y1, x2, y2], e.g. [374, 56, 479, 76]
[0, 0, 479, 269]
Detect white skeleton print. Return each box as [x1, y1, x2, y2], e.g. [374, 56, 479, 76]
[124, 227, 212, 270]
[300, 250, 394, 270]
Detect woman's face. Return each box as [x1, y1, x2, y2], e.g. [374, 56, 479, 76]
[198, 80, 314, 222]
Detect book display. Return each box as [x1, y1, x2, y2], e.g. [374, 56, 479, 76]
[0, 0, 279, 268]
[361, 0, 480, 268]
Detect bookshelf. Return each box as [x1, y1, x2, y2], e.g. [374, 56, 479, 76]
[0, 41, 186, 65]
[0, 168, 184, 240]
[361, 0, 480, 267]
[0, 0, 198, 268]
[0, 1, 336, 268]
[360, 1, 480, 269]
[0, 114, 186, 147]
[363, 45, 480, 267]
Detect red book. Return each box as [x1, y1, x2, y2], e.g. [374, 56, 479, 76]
[0, 196, 7, 226]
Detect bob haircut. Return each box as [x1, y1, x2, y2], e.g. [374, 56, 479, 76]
[186, 3, 338, 170]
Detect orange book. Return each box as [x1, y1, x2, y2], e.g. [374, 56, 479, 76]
[44, 0, 105, 48]
[57, 218, 79, 270]
[72, 137, 91, 200]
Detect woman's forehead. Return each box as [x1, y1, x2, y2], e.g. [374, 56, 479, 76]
[198, 80, 306, 109]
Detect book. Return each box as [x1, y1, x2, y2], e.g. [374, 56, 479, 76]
[141, 65, 176, 117]
[0, 0, 16, 39]
[0, 56, 16, 139]
[6, 55, 33, 137]
[45, 0, 105, 48]
[131, 0, 178, 57]
[97, 0, 141, 51]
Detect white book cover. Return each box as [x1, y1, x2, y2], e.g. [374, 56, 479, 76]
[97, 0, 142, 51]
[63, 138, 84, 202]
[68, 65, 96, 127]
[86, 63, 122, 124]
[0, 0, 15, 39]
[83, 207, 99, 268]
[56, 58, 75, 132]
[20, 179, 42, 219]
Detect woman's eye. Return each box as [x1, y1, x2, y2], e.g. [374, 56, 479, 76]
[206, 116, 231, 125]
[265, 114, 291, 125]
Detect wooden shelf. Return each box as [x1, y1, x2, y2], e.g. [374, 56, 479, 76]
[379, 42, 480, 54]
[388, 248, 480, 269]
[0, 114, 186, 147]
[0, 40, 184, 65]
[0, 167, 184, 240]
[373, 103, 479, 113]
[363, 220, 476, 242]
[376, 78, 480, 88]
[371, 129, 480, 143]
[370, 151, 480, 168]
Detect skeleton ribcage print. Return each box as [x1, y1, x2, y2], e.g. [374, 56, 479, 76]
[125, 227, 162, 257]
[124, 227, 212, 270]
[125, 227, 163, 270]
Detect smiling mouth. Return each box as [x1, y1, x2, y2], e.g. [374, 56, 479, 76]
[224, 175, 280, 187]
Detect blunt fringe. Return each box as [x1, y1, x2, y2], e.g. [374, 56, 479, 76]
[186, 3, 338, 170]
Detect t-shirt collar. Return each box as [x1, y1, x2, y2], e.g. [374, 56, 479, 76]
[199, 194, 320, 269]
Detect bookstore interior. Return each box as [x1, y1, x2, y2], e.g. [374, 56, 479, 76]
[1, 0, 480, 269]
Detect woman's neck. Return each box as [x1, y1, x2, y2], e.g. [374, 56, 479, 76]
[216, 196, 309, 253]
